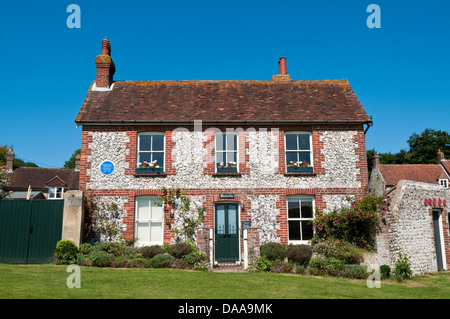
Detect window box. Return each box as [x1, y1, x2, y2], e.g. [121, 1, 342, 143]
[136, 167, 164, 174]
[216, 166, 238, 174]
[286, 166, 314, 173]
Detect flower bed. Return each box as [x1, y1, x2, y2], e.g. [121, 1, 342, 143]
[55, 240, 210, 271]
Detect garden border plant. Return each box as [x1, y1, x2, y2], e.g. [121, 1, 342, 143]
[312, 194, 390, 251]
[55, 239, 210, 271]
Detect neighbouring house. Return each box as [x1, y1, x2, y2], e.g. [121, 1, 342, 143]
[369, 150, 449, 274]
[3, 148, 80, 199]
[75, 38, 372, 264]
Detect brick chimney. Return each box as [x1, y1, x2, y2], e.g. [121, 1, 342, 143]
[271, 57, 292, 82]
[437, 149, 445, 162]
[75, 153, 81, 172]
[95, 37, 115, 89]
[373, 151, 380, 168]
[6, 148, 14, 171]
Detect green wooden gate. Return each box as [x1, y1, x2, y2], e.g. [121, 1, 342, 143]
[215, 203, 239, 262]
[0, 199, 64, 264]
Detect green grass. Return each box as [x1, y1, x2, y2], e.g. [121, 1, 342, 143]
[0, 263, 449, 299]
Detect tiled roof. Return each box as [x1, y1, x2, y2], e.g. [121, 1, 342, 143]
[75, 79, 371, 124]
[6, 167, 79, 191]
[378, 164, 448, 186]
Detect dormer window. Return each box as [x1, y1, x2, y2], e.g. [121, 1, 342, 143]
[48, 187, 64, 199]
[439, 179, 448, 188]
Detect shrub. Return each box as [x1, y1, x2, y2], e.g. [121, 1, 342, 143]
[308, 257, 343, 276]
[313, 238, 364, 264]
[295, 265, 308, 275]
[341, 264, 369, 279]
[260, 242, 285, 261]
[150, 254, 175, 268]
[89, 251, 114, 267]
[251, 255, 273, 272]
[94, 242, 125, 256]
[111, 256, 129, 268]
[394, 253, 412, 280]
[55, 240, 79, 264]
[140, 245, 164, 259]
[312, 194, 387, 251]
[129, 257, 151, 268]
[167, 242, 192, 259]
[380, 264, 391, 279]
[78, 243, 93, 255]
[286, 244, 312, 265]
[123, 246, 140, 258]
[181, 250, 206, 268]
[270, 261, 294, 274]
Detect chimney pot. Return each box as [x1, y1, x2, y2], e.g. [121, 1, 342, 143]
[6, 148, 14, 171]
[373, 151, 380, 168]
[95, 37, 115, 88]
[278, 57, 287, 75]
[75, 153, 81, 171]
[101, 38, 111, 56]
[437, 149, 445, 162]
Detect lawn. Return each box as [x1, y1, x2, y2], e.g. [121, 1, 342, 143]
[0, 263, 449, 300]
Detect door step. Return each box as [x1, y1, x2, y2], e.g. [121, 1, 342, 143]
[213, 262, 246, 272]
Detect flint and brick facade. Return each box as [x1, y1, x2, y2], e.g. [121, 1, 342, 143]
[76, 38, 372, 263]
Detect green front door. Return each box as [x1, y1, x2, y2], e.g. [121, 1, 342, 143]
[215, 203, 239, 262]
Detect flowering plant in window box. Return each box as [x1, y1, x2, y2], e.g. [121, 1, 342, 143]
[217, 161, 238, 173]
[287, 161, 313, 173]
[136, 160, 164, 174]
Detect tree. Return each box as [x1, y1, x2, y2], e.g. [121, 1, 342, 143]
[0, 144, 38, 168]
[366, 128, 450, 176]
[407, 129, 450, 164]
[64, 149, 81, 169]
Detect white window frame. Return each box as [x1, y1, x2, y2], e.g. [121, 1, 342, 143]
[287, 196, 315, 244]
[439, 179, 448, 188]
[214, 132, 239, 173]
[284, 132, 313, 171]
[134, 196, 164, 247]
[137, 132, 165, 170]
[48, 187, 64, 199]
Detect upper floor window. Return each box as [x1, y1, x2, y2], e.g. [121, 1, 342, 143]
[287, 196, 314, 244]
[48, 187, 63, 199]
[215, 133, 238, 173]
[439, 179, 448, 188]
[137, 132, 165, 173]
[285, 132, 313, 173]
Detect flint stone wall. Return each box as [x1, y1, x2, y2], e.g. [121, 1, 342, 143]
[384, 180, 449, 275]
[83, 128, 365, 244]
[85, 129, 363, 190]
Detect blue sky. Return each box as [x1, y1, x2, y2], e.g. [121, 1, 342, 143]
[0, 1, 449, 168]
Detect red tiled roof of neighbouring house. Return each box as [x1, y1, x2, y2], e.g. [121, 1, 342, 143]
[5, 167, 79, 191]
[75, 79, 371, 124]
[378, 164, 449, 187]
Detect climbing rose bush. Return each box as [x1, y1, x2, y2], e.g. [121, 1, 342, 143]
[312, 194, 388, 251]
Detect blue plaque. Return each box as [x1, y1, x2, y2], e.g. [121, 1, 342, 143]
[100, 161, 115, 175]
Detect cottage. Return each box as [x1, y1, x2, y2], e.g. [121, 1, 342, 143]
[3, 148, 80, 199]
[75, 38, 372, 263]
[369, 150, 449, 274]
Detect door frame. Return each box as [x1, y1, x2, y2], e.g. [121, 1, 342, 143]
[213, 202, 241, 264]
[432, 209, 447, 271]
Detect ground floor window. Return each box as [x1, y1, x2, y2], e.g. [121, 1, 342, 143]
[135, 196, 163, 246]
[287, 196, 314, 244]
